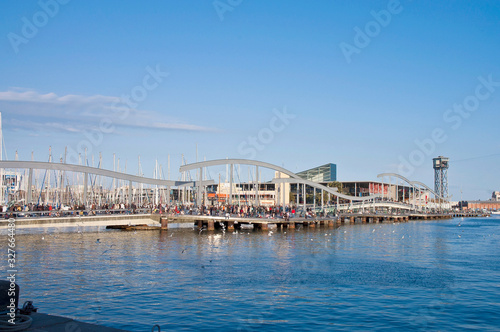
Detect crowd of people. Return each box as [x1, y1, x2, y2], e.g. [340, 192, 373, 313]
[0, 202, 326, 219]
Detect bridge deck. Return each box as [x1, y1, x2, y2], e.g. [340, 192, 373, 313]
[0, 211, 487, 232]
[163, 213, 456, 231]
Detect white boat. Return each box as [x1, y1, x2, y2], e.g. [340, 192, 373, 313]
[491, 211, 500, 215]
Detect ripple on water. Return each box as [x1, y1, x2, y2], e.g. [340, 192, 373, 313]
[4, 218, 500, 331]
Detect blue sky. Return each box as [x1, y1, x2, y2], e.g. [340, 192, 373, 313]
[1, 0, 499, 200]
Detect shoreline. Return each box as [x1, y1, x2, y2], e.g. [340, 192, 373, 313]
[0, 212, 469, 235]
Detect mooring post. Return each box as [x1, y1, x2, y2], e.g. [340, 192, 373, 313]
[161, 217, 168, 230]
[207, 220, 215, 231]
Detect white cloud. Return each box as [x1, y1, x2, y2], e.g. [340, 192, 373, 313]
[9, 119, 84, 133]
[0, 88, 216, 133]
[137, 122, 217, 132]
[0, 89, 118, 105]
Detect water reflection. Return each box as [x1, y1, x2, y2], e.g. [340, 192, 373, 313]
[2, 218, 499, 331]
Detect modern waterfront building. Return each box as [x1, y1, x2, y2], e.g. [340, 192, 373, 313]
[335, 181, 431, 205]
[205, 171, 291, 206]
[342, 181, 397, 200]
[296, 163, 337, 182]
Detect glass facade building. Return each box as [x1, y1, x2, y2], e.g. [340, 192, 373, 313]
[297, 163, 337, 182]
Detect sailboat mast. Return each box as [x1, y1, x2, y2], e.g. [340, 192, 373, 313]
[47, 146, 52, 205]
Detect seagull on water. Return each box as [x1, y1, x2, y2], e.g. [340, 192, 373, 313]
[101, 244, 116, 255]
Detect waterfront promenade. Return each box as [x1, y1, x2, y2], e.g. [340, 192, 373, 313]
[0, 208, 487, 234]
[12, 216, 500, 331]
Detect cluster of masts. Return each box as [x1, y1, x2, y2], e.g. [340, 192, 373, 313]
[0, 145, 263, 209]
[0, 144, 196, 207]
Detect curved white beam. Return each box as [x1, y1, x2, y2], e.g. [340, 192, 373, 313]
[377, 172, 413, 186]
[0, 161, 213, 187]
[377, 172, 448, 200]
[272, 177, 381, 201]
[336, 201, 415, 211]
[410, 181, 451, 200]
[180, 159, 300, 179]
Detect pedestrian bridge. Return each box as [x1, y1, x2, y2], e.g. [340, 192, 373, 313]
[0, 158, 447, 211]
[313, 201, 425, 213]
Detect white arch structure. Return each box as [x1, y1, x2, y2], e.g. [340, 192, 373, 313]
[1, 159, 445, 212]
[377, 173, 448, 200]
[0, 160, 213, 206]
[271, 177, 380, 201]
[180, 159, 381, 209]
[377, 172, 450, 211]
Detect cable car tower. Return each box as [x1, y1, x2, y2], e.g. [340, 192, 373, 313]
[433, 156, 449, 199]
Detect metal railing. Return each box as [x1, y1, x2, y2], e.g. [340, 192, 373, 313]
[0, 208, 152, 220]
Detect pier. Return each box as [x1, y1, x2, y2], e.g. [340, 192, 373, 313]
[162, 213, 456, 231]
[0, 209, 489, 233]
[0, 157, 487, 234]
[0, 158, 453, 215]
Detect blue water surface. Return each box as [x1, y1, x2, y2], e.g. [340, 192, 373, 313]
[3, 217, 500, 331]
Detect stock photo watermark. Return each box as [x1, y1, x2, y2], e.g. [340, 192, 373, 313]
[407, 272, 456, 330]
[65, 64, 169, 165]
[7, 0, 71, 54]
[398, 74, 499, 176]
[5, 218, 17, 325]
[237, 107, 296, 159]
[339, 0, 405, 64]
[213, 0, 243, 21]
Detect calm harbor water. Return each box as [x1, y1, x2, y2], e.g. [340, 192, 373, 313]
[3, 217, 500, 331]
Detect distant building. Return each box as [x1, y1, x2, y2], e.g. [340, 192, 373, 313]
[297, 163, 337, 182]
[1, 171, 23, 203]
[464, 200, 500, 211]
[458, 192, 500, 211]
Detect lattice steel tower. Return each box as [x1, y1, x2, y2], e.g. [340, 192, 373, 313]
[433, 156, 449, 198]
